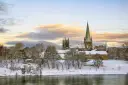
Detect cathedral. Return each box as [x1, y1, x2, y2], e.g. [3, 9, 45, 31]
[60, 22, 108, 60]
[62, 22, 93, 51]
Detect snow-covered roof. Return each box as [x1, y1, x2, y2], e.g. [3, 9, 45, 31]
[78, 50, 107, 55]
[59, 54, 65, 59]
[57, 49, 107, 59]
[57, 49, 70, 54]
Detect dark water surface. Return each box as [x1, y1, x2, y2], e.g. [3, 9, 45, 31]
[0, 75, 128, 85]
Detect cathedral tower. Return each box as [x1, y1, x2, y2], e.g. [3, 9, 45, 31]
[62, 38, 70, 49]
[84, 22, 93, 51]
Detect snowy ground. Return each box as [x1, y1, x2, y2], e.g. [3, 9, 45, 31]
[0, 60, 128, 76]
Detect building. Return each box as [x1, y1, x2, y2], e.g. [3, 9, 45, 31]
[84, 22, 93, 51]
[59, 22, 108, 60]
[78, 50, 108, 60]
[62, 38, 70, 49]
[94, 45, 107, 51]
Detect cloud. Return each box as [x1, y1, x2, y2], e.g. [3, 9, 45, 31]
[17, 29, 65, 40]
[0, 28, 8, 33]
[92, 32, 128, 42]
[17, 24, 84, 40]
[16, 24, 128, 43]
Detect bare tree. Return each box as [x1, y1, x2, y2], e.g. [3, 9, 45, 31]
[76, 52, 87, 69]
[93, 54, 103, 69]
[122, 42, 128, 60]
[122, 42, 128, 48]
[35, 43, 44, 53]
[44, 45, 59, 69]
[6, 42, 24, 62]
[65, 50, 74, 69]
[15, 43, 24, 50]
[24, 47, 32, 58]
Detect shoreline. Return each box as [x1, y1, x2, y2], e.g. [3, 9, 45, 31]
[0, 74, 127, 77]
[0, 70, 128, 76]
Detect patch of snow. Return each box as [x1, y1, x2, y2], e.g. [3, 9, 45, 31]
[0, 60, 128, 76]
[57, 60, 65, 63]
[57, 49, 70, 54]
[57, 49, 70, 59]
[86, 60, 94, 65]
[59, 54, 65, 59]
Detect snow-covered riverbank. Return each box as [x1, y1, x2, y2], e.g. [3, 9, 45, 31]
[0, 60, 128, 76]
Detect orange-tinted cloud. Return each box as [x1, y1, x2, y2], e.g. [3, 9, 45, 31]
[92, 32, 128, 42]
[16, 24, 128, 43]
[37, 24, 84, 36]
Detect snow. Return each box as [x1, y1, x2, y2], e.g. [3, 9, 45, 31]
[79, 50, 107, 55]
[39, 52, 45, 58]
[57, 60, 65, 63]
[0, 60, 128, 76]
[57, 49, 70, 59]
[59, 54, 65, 59]
[57, 49, 107, 59]
[86, 60, 94, 65]
[57, 49, 70, 53]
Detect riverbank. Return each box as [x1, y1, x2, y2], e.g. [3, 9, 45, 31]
[0, 60, 128, 76]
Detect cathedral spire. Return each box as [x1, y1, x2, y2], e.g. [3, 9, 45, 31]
[85, 22, 91, 41]
[84, 22, 93, 51]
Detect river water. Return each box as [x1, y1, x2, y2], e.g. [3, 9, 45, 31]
[0, 75, 128, 85]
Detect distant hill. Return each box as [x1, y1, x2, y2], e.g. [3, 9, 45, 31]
[6, 41, 61, 49]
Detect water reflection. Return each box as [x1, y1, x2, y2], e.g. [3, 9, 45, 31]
[0, 75, 127, 85]
[93, 75, 104, 85]
[125, 74, 128, 85]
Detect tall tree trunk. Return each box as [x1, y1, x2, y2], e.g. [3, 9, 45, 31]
[77, 60, 81, 69]
[47, 60, 50, 69]
[61, 63, 64, 70]
[52, 59, 55, 69]
[72, 60, 75, 67]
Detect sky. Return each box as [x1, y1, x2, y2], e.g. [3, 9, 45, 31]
[0, 0, 128, 47]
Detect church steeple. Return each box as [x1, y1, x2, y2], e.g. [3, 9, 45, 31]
[85, 22, 91, 41]
[84, 22, 93, 51]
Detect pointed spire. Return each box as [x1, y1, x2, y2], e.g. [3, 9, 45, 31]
[85, 21, 91, 41]
[84, 21, 93, 51]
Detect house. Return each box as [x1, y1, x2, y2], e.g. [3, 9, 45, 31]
[78, 50, 108, 60]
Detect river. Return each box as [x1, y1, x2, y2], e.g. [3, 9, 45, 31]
[0, 75, 128, 85]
